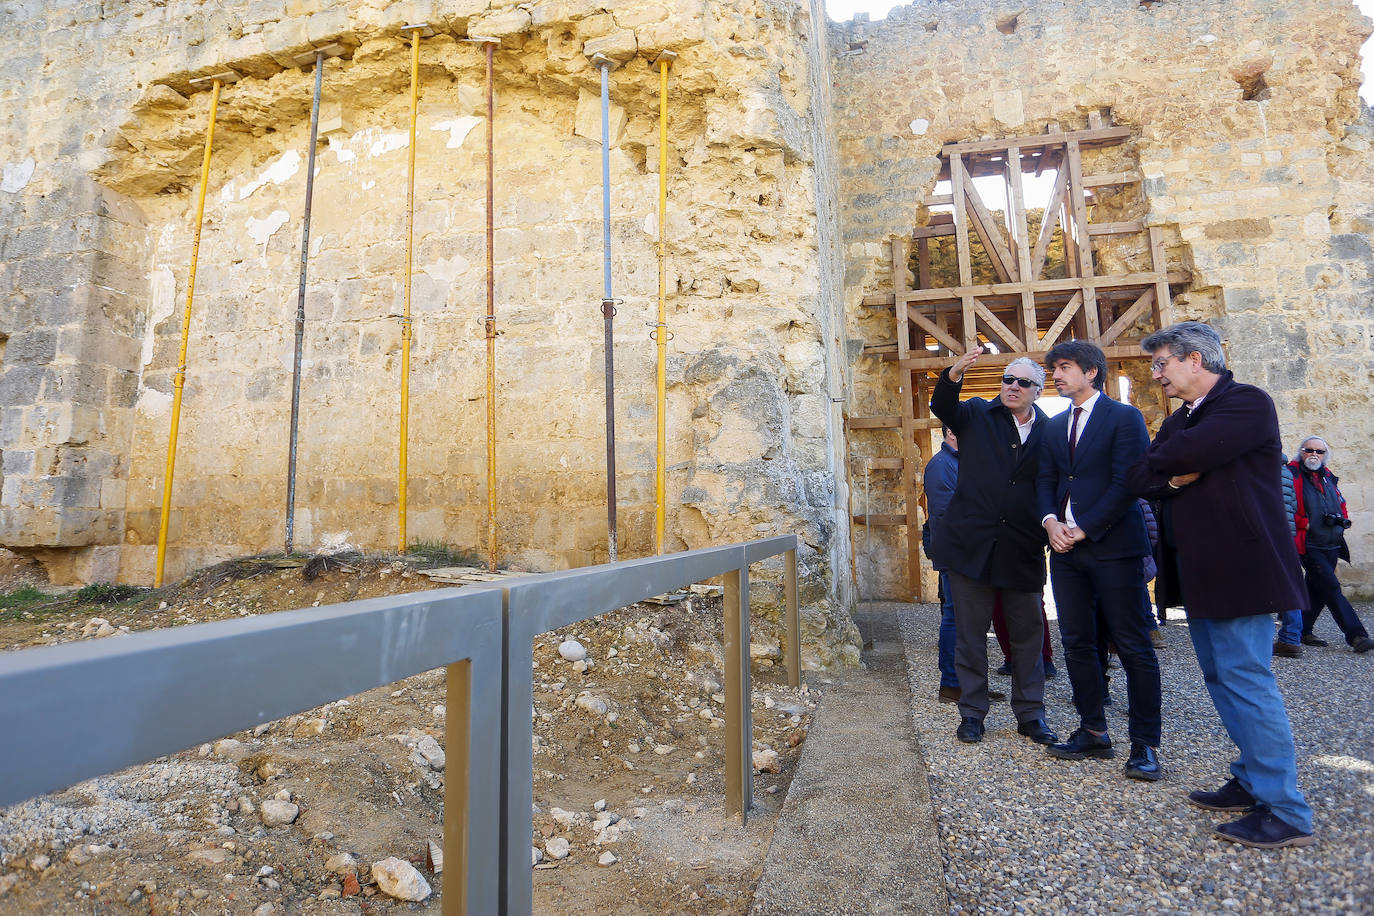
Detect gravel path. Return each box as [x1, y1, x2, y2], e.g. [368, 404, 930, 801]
[898, 601, 1374, 915]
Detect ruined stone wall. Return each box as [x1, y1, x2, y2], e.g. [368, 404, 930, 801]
[0, 0, 859, 666]
[831, 0, 1374, 599]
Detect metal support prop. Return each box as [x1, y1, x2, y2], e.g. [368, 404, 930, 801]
[653, 51, 676, 556]
[471, 37, 500, 574]
[593, 52, 619, 562]
[784, 547, 801, 688]
[397, 25, 429, 554]
[285, 45, 343, 555]
[723, 564, 753, 823]
[154, 71, 237, 588]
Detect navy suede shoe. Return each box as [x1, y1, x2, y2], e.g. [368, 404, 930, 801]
[1187, 777, 1256, 812]
[1214, 807, 1314, 849]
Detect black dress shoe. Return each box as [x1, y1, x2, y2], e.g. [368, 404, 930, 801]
[1354, 636, 1374, 653]
[987, 688, 1007, 701]
[1187, 777, 1256, 812]
[956, 717, 985, 743]
[1017, 719, 1057, 745]
[1301, 633, 1327, 647]
[1124, 740, 1163, 781]
[995, 662, 1011, 676]
[1214, 807, 1314, 848]
[1047, 727, 1114, 760]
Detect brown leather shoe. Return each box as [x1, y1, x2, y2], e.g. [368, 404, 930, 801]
[1273, 641, 1303, 658]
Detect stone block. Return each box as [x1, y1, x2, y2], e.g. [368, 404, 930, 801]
[468, 7, 531, 39]
[582, 30, 637, 63]
[530, 0, 603, 28]
[574, 88, 627, 145]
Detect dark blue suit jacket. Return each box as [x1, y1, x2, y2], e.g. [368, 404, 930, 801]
[1035, 393, 1151, 561]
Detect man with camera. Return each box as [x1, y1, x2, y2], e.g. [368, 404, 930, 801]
[1289, 436, 1374, 654]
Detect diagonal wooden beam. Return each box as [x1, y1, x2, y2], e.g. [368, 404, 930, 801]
[1030, 165, 1068, 281]
[1041, 291, 1083, 347]
[1006, 144, 1037, 350]
[963, 178, 1018, 282]
[909, 308, 965, 353]
[972, 297, 1023, 352]
[1099, 287, 1155, 347]
[1065, 139, 1099, 339]
[949, 154, 974, 288]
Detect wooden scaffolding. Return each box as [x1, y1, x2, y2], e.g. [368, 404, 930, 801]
[849, 125, 1189, 600]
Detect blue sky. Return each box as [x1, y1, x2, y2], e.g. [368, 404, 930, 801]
[823, 0, 1374, 103]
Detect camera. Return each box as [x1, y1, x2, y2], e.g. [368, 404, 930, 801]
[1322, 513, 1353, 530]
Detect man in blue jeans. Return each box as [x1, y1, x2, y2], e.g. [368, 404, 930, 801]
[923, 427, 1005, 703]
[1128, 322, 1314, 848]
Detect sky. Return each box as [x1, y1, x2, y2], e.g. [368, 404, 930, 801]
[823, 0, 1374, 103]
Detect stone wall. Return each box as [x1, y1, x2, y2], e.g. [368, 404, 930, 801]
[0, 0, 859, 666]
[831, 0, 1374, 599]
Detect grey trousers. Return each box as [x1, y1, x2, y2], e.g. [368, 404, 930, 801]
[948, 570, 1046, 723]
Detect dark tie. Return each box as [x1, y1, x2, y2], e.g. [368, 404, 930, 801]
[1060, 407, 1083, 521]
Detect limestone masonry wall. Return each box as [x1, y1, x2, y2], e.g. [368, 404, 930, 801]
[832, 0, 1374, 599]
[0, 0, 859, 667]
[7, 0, 1374, 667]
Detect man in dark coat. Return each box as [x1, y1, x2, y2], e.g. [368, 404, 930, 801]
[1036, 340, 1162, 781]
[1289, 436, 1374, 653]
[1127, 321, 1313, 849]
[929, 346, 1056, 748]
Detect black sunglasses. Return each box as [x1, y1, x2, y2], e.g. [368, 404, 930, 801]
[1001, 375, 1036, 389]
[1301, 447, 1326, 455]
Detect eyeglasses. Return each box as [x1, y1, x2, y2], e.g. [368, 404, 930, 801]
[1150, 354, 1180, 374]
[1001, 375, 1036, 389]
[1301, 447, 1326, 455]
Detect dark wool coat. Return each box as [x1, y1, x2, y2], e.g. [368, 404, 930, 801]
[1126, 372, 1307, 619]
[929, 369, 1049, 592]
[921, 442, 959, 572]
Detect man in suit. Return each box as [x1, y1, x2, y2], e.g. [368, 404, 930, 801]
[1127, 321, 1313, 849]
[929, 346, 1056, 747]
[1035, 341, 1162, 780]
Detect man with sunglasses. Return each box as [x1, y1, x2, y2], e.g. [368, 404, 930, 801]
[929, 345, 1057, 748]
[1288, 436, 1374, 653]
[1127, 321, 1313, 849]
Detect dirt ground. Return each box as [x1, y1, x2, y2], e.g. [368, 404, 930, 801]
[0, 551, 815, 914]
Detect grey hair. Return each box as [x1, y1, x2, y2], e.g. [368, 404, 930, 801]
[1005, 356, 1046, 388]
[1140, 321, 1227, 373]
[1295, 434, 1331, 464]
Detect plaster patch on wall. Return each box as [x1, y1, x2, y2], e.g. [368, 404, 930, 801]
[1, 157, 35, 193]
[434, 117, 483, 149]
[328, 135, 357, 164]
[368, 131, 410, 158]
[246, 209, 291, 263]
[136, 387, 172, 418]
[421, 253, 472, 286]
[238, 150, 301, 200]
[141, 266, 177, 372]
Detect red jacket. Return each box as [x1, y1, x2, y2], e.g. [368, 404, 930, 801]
[1288, 460, 1351, 560]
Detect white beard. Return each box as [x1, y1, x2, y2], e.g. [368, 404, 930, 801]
[1304, 456, 1324, 471]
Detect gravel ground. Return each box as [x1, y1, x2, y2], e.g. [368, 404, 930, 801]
[899, 600, 1374, 916]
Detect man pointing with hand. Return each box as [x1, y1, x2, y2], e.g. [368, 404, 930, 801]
[928, 345, 1057, 748]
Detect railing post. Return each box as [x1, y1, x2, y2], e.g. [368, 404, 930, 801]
[723, 564, 753, 824]
[442, 660, 471, 916]
[783, 547, 801, 689]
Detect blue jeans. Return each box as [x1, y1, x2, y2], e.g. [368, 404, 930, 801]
[1189, 615, 1313, 833]
[937, 572, 958, 689]
[1275, 609, 1302, 646]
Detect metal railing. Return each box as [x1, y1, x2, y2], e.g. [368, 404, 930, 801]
[0, 534, 802, 916]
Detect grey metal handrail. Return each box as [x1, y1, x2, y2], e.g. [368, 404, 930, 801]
[0, 588, 505, 915]
[497, 533, 800, 915]
[0, 534, 804, 916]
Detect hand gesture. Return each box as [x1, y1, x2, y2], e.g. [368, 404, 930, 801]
[1045, 518, 1076, 553]
[950, 345, 984, 383]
